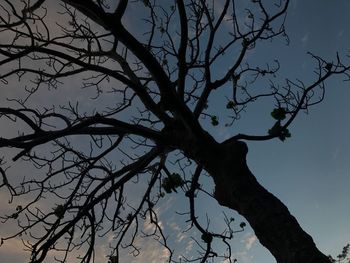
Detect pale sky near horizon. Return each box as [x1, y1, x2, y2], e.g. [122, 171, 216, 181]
[0, 1, 350, 263]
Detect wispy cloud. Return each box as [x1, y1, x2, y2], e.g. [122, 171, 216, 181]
[332, 146, 340, 160]
[337, 30, 344, 38]
[0, 238, 29, 258]
[301, 33, 309, 45]
[128, 238, 170, 263]
[244, 234, 258, 250]
[229, 233, 258, 263]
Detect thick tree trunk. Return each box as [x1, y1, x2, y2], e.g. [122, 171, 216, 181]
[197, 139, 331, 263]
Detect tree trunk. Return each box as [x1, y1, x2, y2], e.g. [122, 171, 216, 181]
[197, 139, 331, 263]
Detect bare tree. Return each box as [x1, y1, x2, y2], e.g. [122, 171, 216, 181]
[0, 0, 348, 262]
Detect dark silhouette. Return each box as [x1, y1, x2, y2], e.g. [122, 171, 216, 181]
[0, 1, 348, 262]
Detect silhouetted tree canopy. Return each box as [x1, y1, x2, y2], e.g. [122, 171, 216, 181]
[0, 1, 349, 262]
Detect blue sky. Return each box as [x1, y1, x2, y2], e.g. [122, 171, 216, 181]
[239, 0, 350, 261]
[0, 1, 350, 263]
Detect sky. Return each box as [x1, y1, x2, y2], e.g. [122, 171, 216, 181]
[0, 0, 350, 263]
[240, 0, 350, 261]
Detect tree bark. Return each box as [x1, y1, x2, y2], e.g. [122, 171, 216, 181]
[196, 139, 331, 263]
